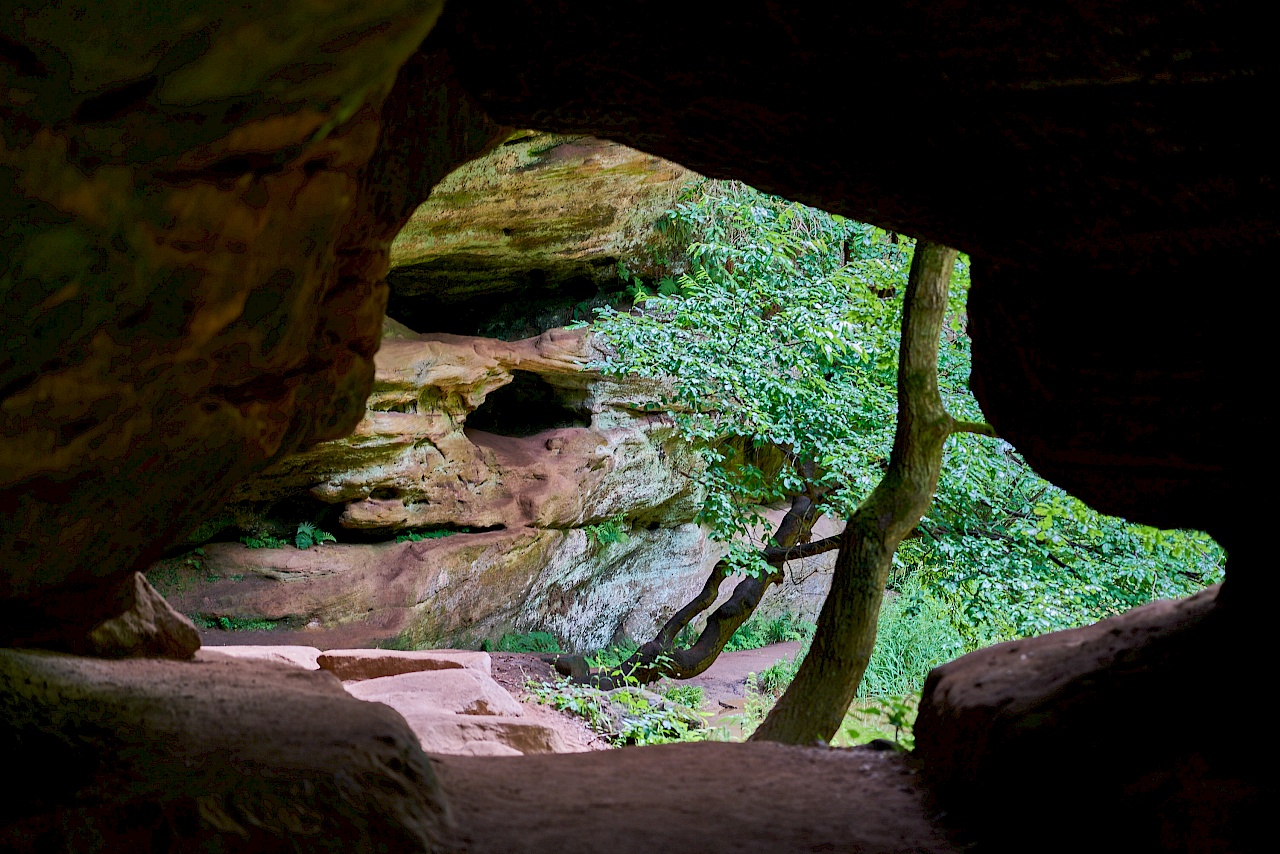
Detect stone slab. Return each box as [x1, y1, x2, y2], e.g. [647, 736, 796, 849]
[346, 668, 524, 717]
[198, 644, 322, 669]
[318, 648, 491, 681]
[401, 710, 568, 756]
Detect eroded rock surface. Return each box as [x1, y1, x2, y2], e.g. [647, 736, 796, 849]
[387, 131, 694, 338]
[0, 5, 507, 647]
[433, 742, 957, 853]
[348, 668, 526, 717]
[197, 644, 323, 670]
[154, 321, 744, 651]
[0, 649, 450, 851]
[319, 648, 491, 681]
[161, 521, 724, 653]
[914, 584, 1275, 851]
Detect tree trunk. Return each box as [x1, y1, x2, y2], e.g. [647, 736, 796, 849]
[575, 488, 827, 689]
[749, 241, 960, 745]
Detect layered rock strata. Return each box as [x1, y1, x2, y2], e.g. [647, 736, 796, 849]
[156, 321, 742, 651]
[387, 131, 694, 338]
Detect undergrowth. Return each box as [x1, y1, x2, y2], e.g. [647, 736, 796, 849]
[492, 631, 561, 653]
[526, 677, 707, 746]
[723, 611, 815, 652]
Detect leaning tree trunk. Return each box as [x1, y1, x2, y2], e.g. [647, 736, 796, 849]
[579, 485, 831, 689]
[749, 241, 968, 745]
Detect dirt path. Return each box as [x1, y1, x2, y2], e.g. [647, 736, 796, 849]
[673, 640, 803, 708]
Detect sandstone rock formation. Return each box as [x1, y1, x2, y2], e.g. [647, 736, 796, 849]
[319, 648, 491, 681]
[196, 644, 323, 670]
[3, 3, 1273, 851]
[0, 649, 450, 850]
[387, 131, 694, 338]
[0, 7, 508, 650]
[153, 319, 739, 651]
[434, 742, 957, 853]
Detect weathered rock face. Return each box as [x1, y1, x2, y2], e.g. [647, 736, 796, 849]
[387, 131, 693, 338]
[0, 649, 450, 851]
[162, 513, 723, 653]
[155, 319, 728, 650]
[228, 323, 697, 532]
[0, 6, 507, 649]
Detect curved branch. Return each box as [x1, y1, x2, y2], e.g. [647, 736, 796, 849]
[584, 484, 826, 688]
[762, 535, 842, 565]
[950, 419, 997, 437]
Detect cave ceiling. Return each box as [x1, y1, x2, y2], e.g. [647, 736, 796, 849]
[441, 1, 1273, 546]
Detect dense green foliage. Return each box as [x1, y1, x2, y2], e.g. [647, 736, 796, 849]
[723, 611, 815, 652]
[589, 179, 1225, 660]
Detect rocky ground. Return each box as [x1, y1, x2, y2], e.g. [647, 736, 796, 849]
[193, 642, 958, 851]
[198, 640, 805, 757]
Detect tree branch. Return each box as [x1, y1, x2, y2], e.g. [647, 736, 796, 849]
[762, 535, 842, 564]
[949, 419, 997, 437]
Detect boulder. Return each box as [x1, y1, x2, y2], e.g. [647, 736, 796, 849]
[199, 644, 323, 670]
[318, 648, 491, 681]
[82, 572, 201, 660]
[346, 668, 526, 718]
[914, 584, 1275, 851]
[399, 710, 569, 756]
[0, 649, 450, 851]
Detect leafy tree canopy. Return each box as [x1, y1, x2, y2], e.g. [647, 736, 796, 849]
[587, 179, 1223, 646]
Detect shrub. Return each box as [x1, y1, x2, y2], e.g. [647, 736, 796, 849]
[241, 533, 287, 549]
[724, 611, 815, 651]
[661, 683, 706, 710]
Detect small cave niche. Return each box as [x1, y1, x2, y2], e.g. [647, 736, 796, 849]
[466, 370, 590, 437]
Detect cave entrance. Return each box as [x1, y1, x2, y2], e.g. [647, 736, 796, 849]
[466, 370, 590, 437]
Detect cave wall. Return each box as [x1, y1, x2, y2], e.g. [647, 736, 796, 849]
[2, 3, 1274, 849]
[0, 4, 506, 649]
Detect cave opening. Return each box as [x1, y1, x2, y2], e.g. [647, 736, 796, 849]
[465, 370, 590, 437]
